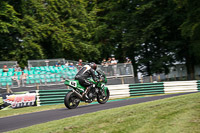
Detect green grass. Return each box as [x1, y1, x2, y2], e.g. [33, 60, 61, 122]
[0, 104, 65, 118]
[8, 92, 200, 133]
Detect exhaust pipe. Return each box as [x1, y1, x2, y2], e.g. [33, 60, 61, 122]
[72, 90, 83, 100]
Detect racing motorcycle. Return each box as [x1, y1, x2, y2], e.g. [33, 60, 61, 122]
[64, 70, 110, 109]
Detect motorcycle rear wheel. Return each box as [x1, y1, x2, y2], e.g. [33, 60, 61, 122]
[64, 92, 80, 109]
[97, 89, 110, 104]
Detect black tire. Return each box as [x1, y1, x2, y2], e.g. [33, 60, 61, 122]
[97, 89, 110, 104]
[64, 92, 80, 109]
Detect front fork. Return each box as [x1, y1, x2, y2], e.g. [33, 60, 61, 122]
[97, 87, 107, 99]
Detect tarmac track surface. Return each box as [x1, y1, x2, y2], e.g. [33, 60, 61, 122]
[0, 92, 197, 132]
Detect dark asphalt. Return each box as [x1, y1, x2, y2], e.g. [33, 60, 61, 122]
[0, 92, 197, 132]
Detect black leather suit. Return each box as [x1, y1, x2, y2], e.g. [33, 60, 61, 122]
[75, 65, 98, 87]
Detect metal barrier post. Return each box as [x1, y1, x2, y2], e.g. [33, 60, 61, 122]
[36, 83, 40, 90]
[141, 77, 143, 83]
[158, 75, 161, 82]
[121, 77, 124, 84]
[6, 84, 13, 93]
[150, 76, 153, 82]
[174, 74, 176, 80]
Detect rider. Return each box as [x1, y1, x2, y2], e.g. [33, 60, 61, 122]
[75, 62, 98, 99]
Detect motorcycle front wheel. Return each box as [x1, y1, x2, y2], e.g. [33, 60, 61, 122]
[64, 92, 80, 109]
[97, 89, 110, 104]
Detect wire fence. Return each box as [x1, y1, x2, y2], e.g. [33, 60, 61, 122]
[28, 58, 65, 68]
[0, 73, 72, 89]
[65, 60, 88, 70]
[98, 63, 134, 77]
[0, 62, 135, 91]
[137, 74, 200, 83]
[2, 59, 200, 92]
[0, 61, 18, 68]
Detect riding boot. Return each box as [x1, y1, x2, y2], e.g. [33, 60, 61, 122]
[82, 85, 92, 99]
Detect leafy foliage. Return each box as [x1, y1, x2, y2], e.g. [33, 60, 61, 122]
[0, 0, 200, 77]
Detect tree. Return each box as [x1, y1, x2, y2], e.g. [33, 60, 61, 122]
[91, 0, 127, 63]
[174, 0, 200, 79]
[120, 0, 186, 76]
[3, 0, 101, 66]
[0, 1, 21, 61]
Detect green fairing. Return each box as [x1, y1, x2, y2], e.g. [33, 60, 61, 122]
[104, 86, 108, 96]
[64, 79, 86, 93]
[105, 78, 107, 84]
[89, 79, 108, 96]
[64, 71, 109, 109]
[64, 77, 108, 95]
[64, 68, 108, 97]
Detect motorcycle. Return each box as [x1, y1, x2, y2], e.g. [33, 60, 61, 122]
[64, 70, 110, 109]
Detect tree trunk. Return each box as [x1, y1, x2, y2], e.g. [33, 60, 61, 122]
[146, 61, 151, 76]
[131, 57, 138, 78]
[185, 53, 195, 80]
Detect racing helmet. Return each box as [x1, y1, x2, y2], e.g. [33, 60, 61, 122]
[90, 62, 97, 70]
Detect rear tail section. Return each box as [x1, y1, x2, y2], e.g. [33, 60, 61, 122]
[64, 79, 78, 88]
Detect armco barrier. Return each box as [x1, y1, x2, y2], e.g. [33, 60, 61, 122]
[36, 89, 71, 106]
[129, 82, 165, 96]
[164, 81, 198, 93]
[107, 84, 130, 99]
[196, 80, 200, 91]
[36, 85, 131, 106]
[35, 80, 199, 106]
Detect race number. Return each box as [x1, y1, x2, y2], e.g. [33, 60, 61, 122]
[70, 81, 77, 87]
[101, 84, 105, 89]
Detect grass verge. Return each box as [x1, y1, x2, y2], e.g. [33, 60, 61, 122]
[8, 92, 200, 133]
